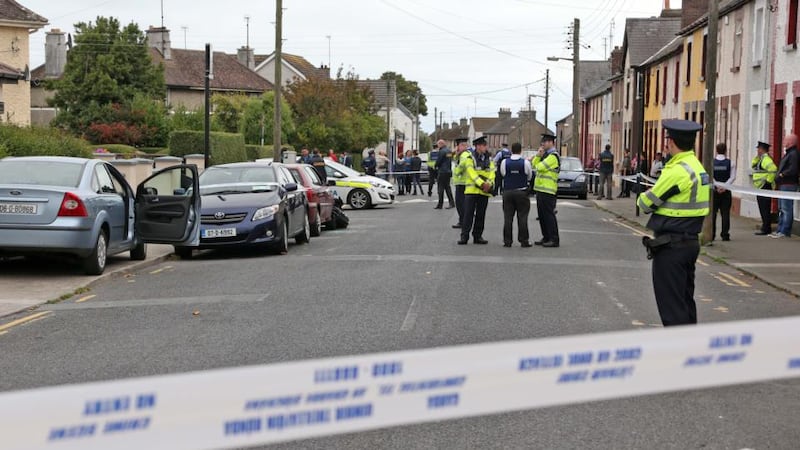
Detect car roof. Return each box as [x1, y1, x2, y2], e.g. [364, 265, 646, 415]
[208, 162, 275, 169]
[1, 156, 91, 164]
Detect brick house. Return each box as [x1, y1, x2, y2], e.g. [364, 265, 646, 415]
[0, 0, 47, 125]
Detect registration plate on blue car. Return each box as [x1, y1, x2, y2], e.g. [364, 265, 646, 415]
[202, 228, 236, 238]
[558, 182, 571, 188]
[0, 203, 37, 214]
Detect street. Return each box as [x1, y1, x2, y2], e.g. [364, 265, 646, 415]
[2, 198, 800, 449]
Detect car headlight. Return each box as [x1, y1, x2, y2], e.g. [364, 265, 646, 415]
[576, 175, 586, 183]
[370, 181, 384, 189]
[252, 205, 280, 221]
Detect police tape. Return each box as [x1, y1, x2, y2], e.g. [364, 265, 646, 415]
[375, 170, 430, 176]
[2, 316, 800, 450]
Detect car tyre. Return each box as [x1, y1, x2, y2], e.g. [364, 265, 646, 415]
[325, 211, 338, 230]
[296, 212, 311, 244]
[310, 206, 322, 237]
[130, 240, 147, 261]
[174, 246, 193, 260]
[83, 230, 108, 275]
[348, 189, 371, 210]
[274, 219, 289, 254]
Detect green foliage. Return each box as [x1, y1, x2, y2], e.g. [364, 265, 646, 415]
[380, 71, 427, 116]
[419, 133, 432, 154]
[48, 16, 166, 143]
[0, 124, 91, 157]
[211, 94, 250, 133]
[169, 130, 247, 165]
[0, 142, 8, 159]
[245, 144, 270, 160]
[240, 92, 295, 145]
[95, 143, 137, 157]
[168, 105, 209, 132]
[137, 147, 168, 155]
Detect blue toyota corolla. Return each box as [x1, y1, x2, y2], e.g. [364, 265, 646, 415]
[173, 162, 310, 258]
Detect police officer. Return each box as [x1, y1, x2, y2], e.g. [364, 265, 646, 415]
[637, 119, 710, 327]
[597, 144, 614, 200]
[434, 140, 455, 209]
[501, 142, 533, 247]
[310, 149, 327, 183]
[362, 149, 377, 176]
[451, 137, 470, 228]
[459, 136, 495, 245]
[532, 133, 560, 248]
[711, 143, 736, 241]
[752, 141, 777, 235]
[493, 143, 511, 195]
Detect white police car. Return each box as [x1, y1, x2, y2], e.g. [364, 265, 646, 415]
[323, 159, 394, 210]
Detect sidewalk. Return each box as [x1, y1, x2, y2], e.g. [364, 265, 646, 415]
[593, 196, 800, 298]
[0, 244, 174, 318]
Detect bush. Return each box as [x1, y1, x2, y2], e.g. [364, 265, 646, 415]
[138, 147, 168, 155]
[0, 124, 91, 157]
[169, 130, 246, 165]
[245, 144, 269, 161]
[93, 143, 137, 157]
[0, 142, 8, 159]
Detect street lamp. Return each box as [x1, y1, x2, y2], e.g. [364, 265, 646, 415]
[548, 55, 580, 158]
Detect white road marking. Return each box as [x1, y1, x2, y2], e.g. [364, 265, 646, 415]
[400, 295, 419, 332]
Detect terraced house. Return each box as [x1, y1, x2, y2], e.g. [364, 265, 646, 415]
[0, 0, 46, 125]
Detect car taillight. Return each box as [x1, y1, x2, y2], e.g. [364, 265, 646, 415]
[306, 190, 315, 203]
[58, 192, 88, 217]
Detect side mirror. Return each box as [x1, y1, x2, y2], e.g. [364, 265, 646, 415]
[285, 182, 298, 192]
[143, 187, 158, 196]
[334, 171, 345, 178]
[327, 179, 337, 186]
[173, 188, 187, 196]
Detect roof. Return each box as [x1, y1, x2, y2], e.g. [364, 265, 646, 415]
[484, 114, 553, 138]
[0, 0, 47, 25]
[679, 0, 750, 35]
[437, 123, 470, 141]
[150, 48, 273, 92]
[30, 63, 44, 80]
[584, 79, 612, 100]
[471, 117, 499, 133]
[622, 17, 682, 67]
[485, 117, 519, 135]
[579, 60, 612, 98]
[357, 79, 396, 109]
[0, 61, 22, 80]
[639, 35, 684, 68]
[254, 52, 328, 81]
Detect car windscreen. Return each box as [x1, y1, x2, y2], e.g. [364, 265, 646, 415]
[199, 167, 278, 194]
[0, 160, 85, 187]
[560, 159, 584, 172]
[324, 158, 361, 177]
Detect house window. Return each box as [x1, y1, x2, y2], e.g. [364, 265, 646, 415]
[626, 81, 630, 109]
[754, 7, 765, 63]
[661, 65, 667, 104]
[674, 60, 680, 102]
[645, 69, 651, 106]
[733, 19, 743, 70]
[701, 34, 708, 80]
[686, 42, 693, 85]
[789, 0, 799, 47]
[655, 69, 660, 105]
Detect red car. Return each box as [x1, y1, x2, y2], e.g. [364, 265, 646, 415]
[285, 164, 335, 236]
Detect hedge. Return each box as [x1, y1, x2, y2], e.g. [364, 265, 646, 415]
[93, 143, 137, 157]
[169, 130, 247, 165]
[0, 124, 91, 158]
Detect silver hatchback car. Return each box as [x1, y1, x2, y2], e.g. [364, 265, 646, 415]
[0, 156, 201, 275]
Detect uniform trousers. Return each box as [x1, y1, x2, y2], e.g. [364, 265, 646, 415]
[436, 173, 454, 207]
[536, 192, 559, 243]
[756, 183, 773, 233]
[461, 194, 489, 241]
[712, 189, 732, 240]
[427, 168, 438, 195]
[502, 189, 530, 244]
[598, 172, 613, 199]
[652, 237, 700, 326]
[454, 185, 466, 225]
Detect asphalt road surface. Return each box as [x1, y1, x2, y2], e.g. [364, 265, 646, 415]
[2, 196, 799, 449]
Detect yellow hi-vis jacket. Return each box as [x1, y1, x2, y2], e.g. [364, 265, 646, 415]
[751, 153, 777, 188]
[637, 150, 710, 217]
[464, 151, 495, 196]
[532, 151, 560, 195]
[453, 150, 469, 185]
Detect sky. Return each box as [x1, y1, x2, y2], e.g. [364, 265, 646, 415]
[23, 0, 680, 134]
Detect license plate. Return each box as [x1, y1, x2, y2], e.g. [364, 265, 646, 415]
[0, 202, 37, 214]
[202, 228, 236, 238]
[558, 182, 571, 188]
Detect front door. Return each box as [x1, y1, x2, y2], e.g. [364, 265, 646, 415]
[134, 165, 200, 245]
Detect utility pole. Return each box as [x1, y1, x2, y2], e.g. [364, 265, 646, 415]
[545, 69, 550, 132]
[326, 35, 331, 69]
[245, 15, 251, 68]
[572, 18, 581, 158]
[386, 80, 392, 167]
[204, 43, 212, 168]
[434, 106, 438, 141]
[181, 26, 187, 49]
[272, 0, 283, 161]
[701, 0, 720, 245]
[414, 92, 419, 151]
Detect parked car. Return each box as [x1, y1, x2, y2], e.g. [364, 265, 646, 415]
[172, 162, 309, 259]
[0, 156, 200, 275]
[284, 163, 335, 235]
[323, 158, 395, 209]
[557, 156, 588, 199]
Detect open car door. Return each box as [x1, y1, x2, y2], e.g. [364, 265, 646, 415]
[134, 165, 200, 246]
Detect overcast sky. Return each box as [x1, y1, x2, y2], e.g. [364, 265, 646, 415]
[24, 0, 679, 134]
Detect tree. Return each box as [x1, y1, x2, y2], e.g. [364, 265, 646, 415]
[239, 92, 295, 146]
[379, 71, 427, 116]
[285, 71, 385, 151]
[48, 16, 166, 144]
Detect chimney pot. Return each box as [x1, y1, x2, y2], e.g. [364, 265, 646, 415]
[45, 29, 67, 78]
[146, 26, 172, 60]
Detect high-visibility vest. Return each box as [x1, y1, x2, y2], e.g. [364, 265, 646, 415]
[464, 151, 495, 197]
[751, 154, 777, 188]
[453, 150, 470, 185]
[532, 151, 560, 195]
[637, 151, 710, 218]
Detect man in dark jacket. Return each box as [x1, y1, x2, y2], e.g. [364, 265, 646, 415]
[597, 144, 614, 200]
[773, 134, 799, 238]
[434, 140, 455, 209]
[310, 149, 327, 183]
[362, 150, 377, 176]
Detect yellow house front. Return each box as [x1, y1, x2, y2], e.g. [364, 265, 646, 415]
[641, 36, 684, 172]
[0, 2, 48, 125]
[680, 27, 709, 159]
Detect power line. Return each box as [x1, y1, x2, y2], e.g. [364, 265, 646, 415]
[426, 79, 546, 97]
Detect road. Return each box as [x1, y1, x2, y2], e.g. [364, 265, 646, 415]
[2, 197, 799, 449]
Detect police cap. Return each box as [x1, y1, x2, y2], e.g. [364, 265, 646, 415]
[540, 133, 557, 143]
[756, 141, 771, 151]
[455, 137, 469, 144]
[662, 119, 702, 139]
[368, 149, 375, 154]
[472, 136, 488, 146]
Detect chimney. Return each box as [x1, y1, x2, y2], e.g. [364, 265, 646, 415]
[146, 26, 172, 60]
[610, 46, 623, 74]
[460, 118, 468, 127]
[45, 28, 67, 78]
[681, 0, 710, 29]
[518, 109, 534, 119]
[451, 121, 458, 129]
[498, 108, 512, 119]
[443, 123, 450, 130]
[318, 64, 330, 79]
[237, 46, 255, 70]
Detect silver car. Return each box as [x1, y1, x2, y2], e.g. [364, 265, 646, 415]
[0, 156, 200, 275]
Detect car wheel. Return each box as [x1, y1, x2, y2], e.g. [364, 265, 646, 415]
[174, 246, 193, 260]
[130, 240, 147, 261]
[310, 206, 322, 237]
[83, 230, 108, 275]
[296, 212, 311, 244]
[325, 211, 338, 230]
[348, 189, 371, 210]
[274, 219, 289, 254]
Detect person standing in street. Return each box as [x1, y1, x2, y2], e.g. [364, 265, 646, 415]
[451, 137, 470, 228]
[427, 143, 439, 197]
[459, 136, 494, 245]
[711, 143, 736, 241]
[410, 150, 423, 195]
[532, 134, 561, 247]
[376, 150, 389, 180]
[772, 134, 799, 238]
[362, 149, 377, 176]
[341, 151, 353, 168]
[396, 150, 410, 196]
[493, 143, 511, 196]
[501, 142, 532, 247]
[650, 152, 664, 179]
[618, 149, 632, 197]
[637, 119, 710, 326]
[752, 141, 777, 235]
[597, 144, 614, 200]
[298, 148, 312, 164]
[434, 140, 455, 209]
[310, 149, 327, 184]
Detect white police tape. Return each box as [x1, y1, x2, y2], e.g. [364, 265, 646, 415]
[2, 316, 800, 450]
[714, 182, 800, 201]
